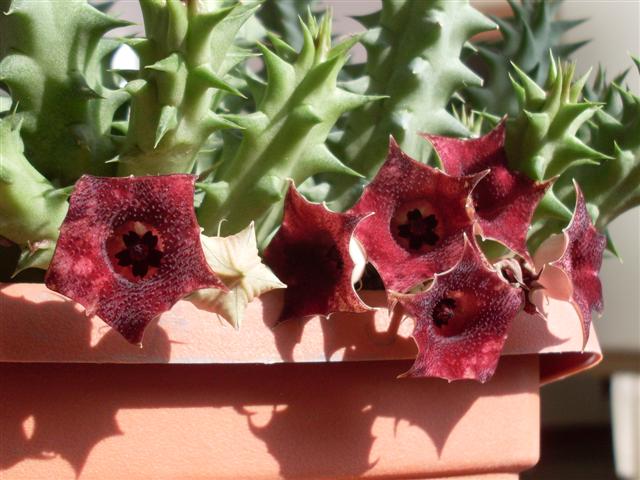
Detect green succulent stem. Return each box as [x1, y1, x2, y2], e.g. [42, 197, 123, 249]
[568, 58, 640, 230]
[326, 0, 496, 211]
[0, 117, 68, 272]
[464, 0, 587, 118]
[0, 0, 130, 185]
[116, 0, 258, 176]
[197, 13, 374, 246]
[506, 59, 607, 181]
[504, 56, 630, 254]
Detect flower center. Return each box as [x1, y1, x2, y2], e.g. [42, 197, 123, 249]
[391, 202, 441, 254]
[115, 230, 163, 279]
[325, 244, 344, 273]
[432, 292, 470, 337]
[397, 209, 439, 250]
[106, 221, 164, 281]
[433, 297, 456, 328]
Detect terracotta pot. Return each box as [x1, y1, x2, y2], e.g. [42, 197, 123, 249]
[0, 283, 601, 480]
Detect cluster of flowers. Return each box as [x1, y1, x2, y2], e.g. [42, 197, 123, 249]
[45, 123, 605, 383]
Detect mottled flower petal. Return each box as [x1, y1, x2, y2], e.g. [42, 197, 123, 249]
[45, 174, 226, 344]
[350, 137, 484, 293]
[424, 121, 550, 264]
[264, 182, 372, 323]
[395, 239, 524, 383]
[536, 181, 606, 345]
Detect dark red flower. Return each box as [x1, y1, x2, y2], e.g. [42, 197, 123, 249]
[45, 174, 226, 344]
[424, 121, 550, 264]
[537, 181, 606, 345]
[350, 138, 484, 293]
[263, 182, 371, 323]
[394, 239, 524, 383]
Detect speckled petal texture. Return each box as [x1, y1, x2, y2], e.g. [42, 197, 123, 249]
[350, 138, 482, 293]
[264, 183, 371, 323]
[396, 240, 524, 383]
[551, 182, 606, 344]
[425, 121, 550, 263]
[45, 174, 225, 344]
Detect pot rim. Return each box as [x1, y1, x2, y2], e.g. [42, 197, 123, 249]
[0, 282, 601, 385]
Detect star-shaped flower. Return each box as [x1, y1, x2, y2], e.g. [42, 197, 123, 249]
[394, 239, 524, 383]
[263, 182, 371, 323]
[424, 121, 551, 264]
[45, 174, 226, 344]
[350, 137, 484, 293]
[535, 181, 606, 345]
[189, 222, 286, 329]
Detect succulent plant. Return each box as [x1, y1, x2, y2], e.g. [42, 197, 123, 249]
[464, 0, 587, 118]
[502, 57, 608, 251]
[325, 0, 496, 210]
[0, 116, 69, 273]
[501, 55, 639, 256]
[116, 0, 258, 176]
[1, 0, 637, 383]
[0, 0, 130, 184]
[506, 59, 606, 182]
[197, 13, 376, 245]
[569, 58, 640, 230]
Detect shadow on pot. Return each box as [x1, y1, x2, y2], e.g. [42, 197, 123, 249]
[0, 359, 531, 479]
[0, 284, 172, 363]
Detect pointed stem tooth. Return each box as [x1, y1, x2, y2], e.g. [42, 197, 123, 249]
[190, 5, 235, 38]
[266, 32, 297, 59]
[192, 64, 246, 98]
[256, 42, 296, 114]
[571, 68, 592, 102]
[154, 105, 178, 148]
[146, 53, 182, 73]
[508, 73, 527, 105]
[329, 33, 363, 60]
[219, 112, 268, 132]
[511, 62, 546, 104]
[204, 112, 242, 132]
[351, 10, 381, 28]
[295, 18, 316, 72]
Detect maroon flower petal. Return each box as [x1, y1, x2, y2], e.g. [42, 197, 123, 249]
[45, 174, 226, 344]
[546, 181, 606, 345]
[395, 239, 524, 383]
[424, 121, 550, 264]
[264, 182, 371, 323]
[350, 137, 484, 293]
